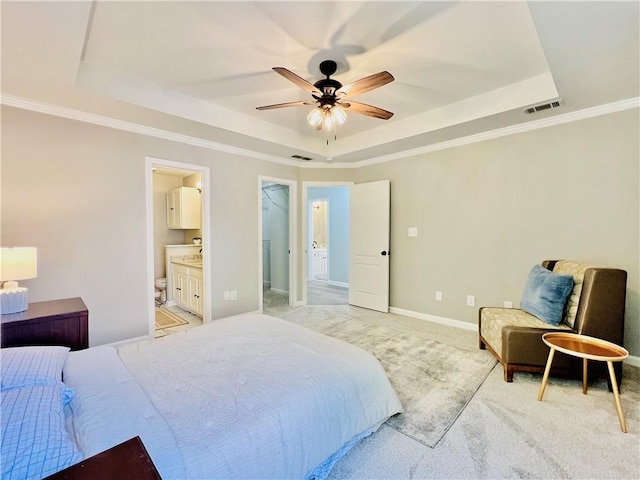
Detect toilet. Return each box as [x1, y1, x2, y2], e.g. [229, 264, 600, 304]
[155, 277, 167, 303]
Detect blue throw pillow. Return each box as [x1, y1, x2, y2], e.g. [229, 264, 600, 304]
[520, 265, 574, 325]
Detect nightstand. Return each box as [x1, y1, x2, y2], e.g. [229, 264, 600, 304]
[0, 297, 88, 350]
[45, 436, 162, 479]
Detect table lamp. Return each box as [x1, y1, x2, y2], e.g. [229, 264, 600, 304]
[0, 247, 37, 314]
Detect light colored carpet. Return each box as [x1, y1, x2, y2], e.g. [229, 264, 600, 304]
[307, 280, 348, 305]
[155, 308, 189, 329]
[266, 303, 640, 479]
[302, 316, 496, 447]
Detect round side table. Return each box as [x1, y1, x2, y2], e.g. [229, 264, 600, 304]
[537, 332, 628, 432]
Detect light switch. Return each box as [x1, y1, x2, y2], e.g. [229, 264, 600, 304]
[408, 227, 418, 237]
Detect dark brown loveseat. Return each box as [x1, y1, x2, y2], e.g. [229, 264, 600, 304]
[478, 260, 627, 386]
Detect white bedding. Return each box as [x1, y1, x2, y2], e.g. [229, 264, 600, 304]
[63, 313, 402, 479]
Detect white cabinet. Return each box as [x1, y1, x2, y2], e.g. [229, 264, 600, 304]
[312, 249, 327, 279]
[172, 263, 203, 316]
[167, 187, 201, 229]
[172, 264, 188, 307]
[187, 274, 203, 315]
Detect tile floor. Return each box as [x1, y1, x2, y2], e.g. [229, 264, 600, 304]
[154, 305, 202, 338]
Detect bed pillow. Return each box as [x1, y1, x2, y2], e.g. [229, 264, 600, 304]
[520, 265, 574, 326]
[1, 346, 70, 391]
[1, 383, 84, 480]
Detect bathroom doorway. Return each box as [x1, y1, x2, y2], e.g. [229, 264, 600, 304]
[304, 183, 351, 305]
[145, 157, 212, 338]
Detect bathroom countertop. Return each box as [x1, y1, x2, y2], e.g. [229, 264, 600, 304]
[170, 253, 203, 268]
[172, 259, 203, 268]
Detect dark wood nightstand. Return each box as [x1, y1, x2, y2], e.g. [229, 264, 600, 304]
[45, 436, 162, 480]
[0, 297, 88, 350]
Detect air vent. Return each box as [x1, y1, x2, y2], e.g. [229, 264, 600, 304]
[291, 154, 313, 161]
[524, 99, 564, 114]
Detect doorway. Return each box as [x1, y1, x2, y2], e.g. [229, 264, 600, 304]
[304, 183, 351, 305]
[258, 176, 296, 312]
[145, 157, 212, 338]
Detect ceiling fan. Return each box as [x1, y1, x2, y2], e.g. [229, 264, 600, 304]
[256, 60, 394, 130]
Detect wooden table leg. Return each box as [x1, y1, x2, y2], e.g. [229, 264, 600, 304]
[607, 361, 627, 433]
[537, 348, 555, 401]
[582, 358, 588, 394]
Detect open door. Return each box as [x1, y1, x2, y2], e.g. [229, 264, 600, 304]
[348, 180, 390, 312]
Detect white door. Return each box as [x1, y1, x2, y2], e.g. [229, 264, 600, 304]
[348, 180, 390, 312]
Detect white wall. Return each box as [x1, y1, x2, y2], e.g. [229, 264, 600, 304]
[1, 106, 298, 345]
[2, 105, 638, 357]
[353, 109, 640, 355]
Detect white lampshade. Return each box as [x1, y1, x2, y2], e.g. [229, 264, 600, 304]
[1, 247, 37, 314]
[1, 247, 37, 281]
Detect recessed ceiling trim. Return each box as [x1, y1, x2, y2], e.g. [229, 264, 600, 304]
[2, 94, 637, 170]
[353, 97, 640, 168]
[1, 94, 300, 167]
[76, 61, 326, 155]
[330, 73, 559, 158]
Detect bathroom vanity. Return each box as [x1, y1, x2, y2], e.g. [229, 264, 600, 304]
[164, 245, 203, 316]
[171, 257, 203, 317]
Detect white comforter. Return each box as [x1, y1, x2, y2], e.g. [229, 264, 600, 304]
[63, 313, 402, 479]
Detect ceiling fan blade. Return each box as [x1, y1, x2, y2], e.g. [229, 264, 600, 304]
[256, 101, 314, 111]
[337, 71, 394, 98]
[341, 101, 394, 120]
[273, 67, 320, 95]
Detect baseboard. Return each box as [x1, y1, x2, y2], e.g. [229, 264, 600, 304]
[389, 307, 476, 331]
[327, 280, 349, 289]
[105, 335, 149, 347]
[270, 288, 288, 295]
[389, 306, 640, 367]
[625, 355, 640, 368]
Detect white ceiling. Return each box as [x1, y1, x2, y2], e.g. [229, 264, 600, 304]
[1, 1, 638, 165]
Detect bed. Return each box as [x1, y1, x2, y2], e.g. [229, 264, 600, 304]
[1, 313, 402, 479]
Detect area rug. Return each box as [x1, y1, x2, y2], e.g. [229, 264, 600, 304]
[303, 318, 497, 447]
[155, 309, 189, 329]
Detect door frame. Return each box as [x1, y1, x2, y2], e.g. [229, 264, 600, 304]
[258, 176, 297, 311]
[145, 156, 212, 337]
[302, 181, 353, 305]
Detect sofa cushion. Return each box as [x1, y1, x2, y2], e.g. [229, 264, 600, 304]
[520, 265, 574, 325]
[552, 260, 596, 328]
[480, 307, 571, 357]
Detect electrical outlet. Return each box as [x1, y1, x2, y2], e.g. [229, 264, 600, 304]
[504, 300, 514, 308]
[466, 295, 476, 307]
[224, 291, 230, 301]
[408, 227, 418, 237]
[230, 290, 237, 301]
[435, 291, 443, 301]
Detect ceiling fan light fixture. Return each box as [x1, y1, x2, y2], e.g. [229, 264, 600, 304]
[321, 110, 335, 131]
[332, 105, 347, 125]
[307, 105, 347, 130]
[307, 107, 324, 127]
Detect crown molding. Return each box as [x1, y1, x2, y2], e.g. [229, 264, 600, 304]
[0, 94, 300, 168]
[2, 94, 638, 170]
[354, 97, 640, 168]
